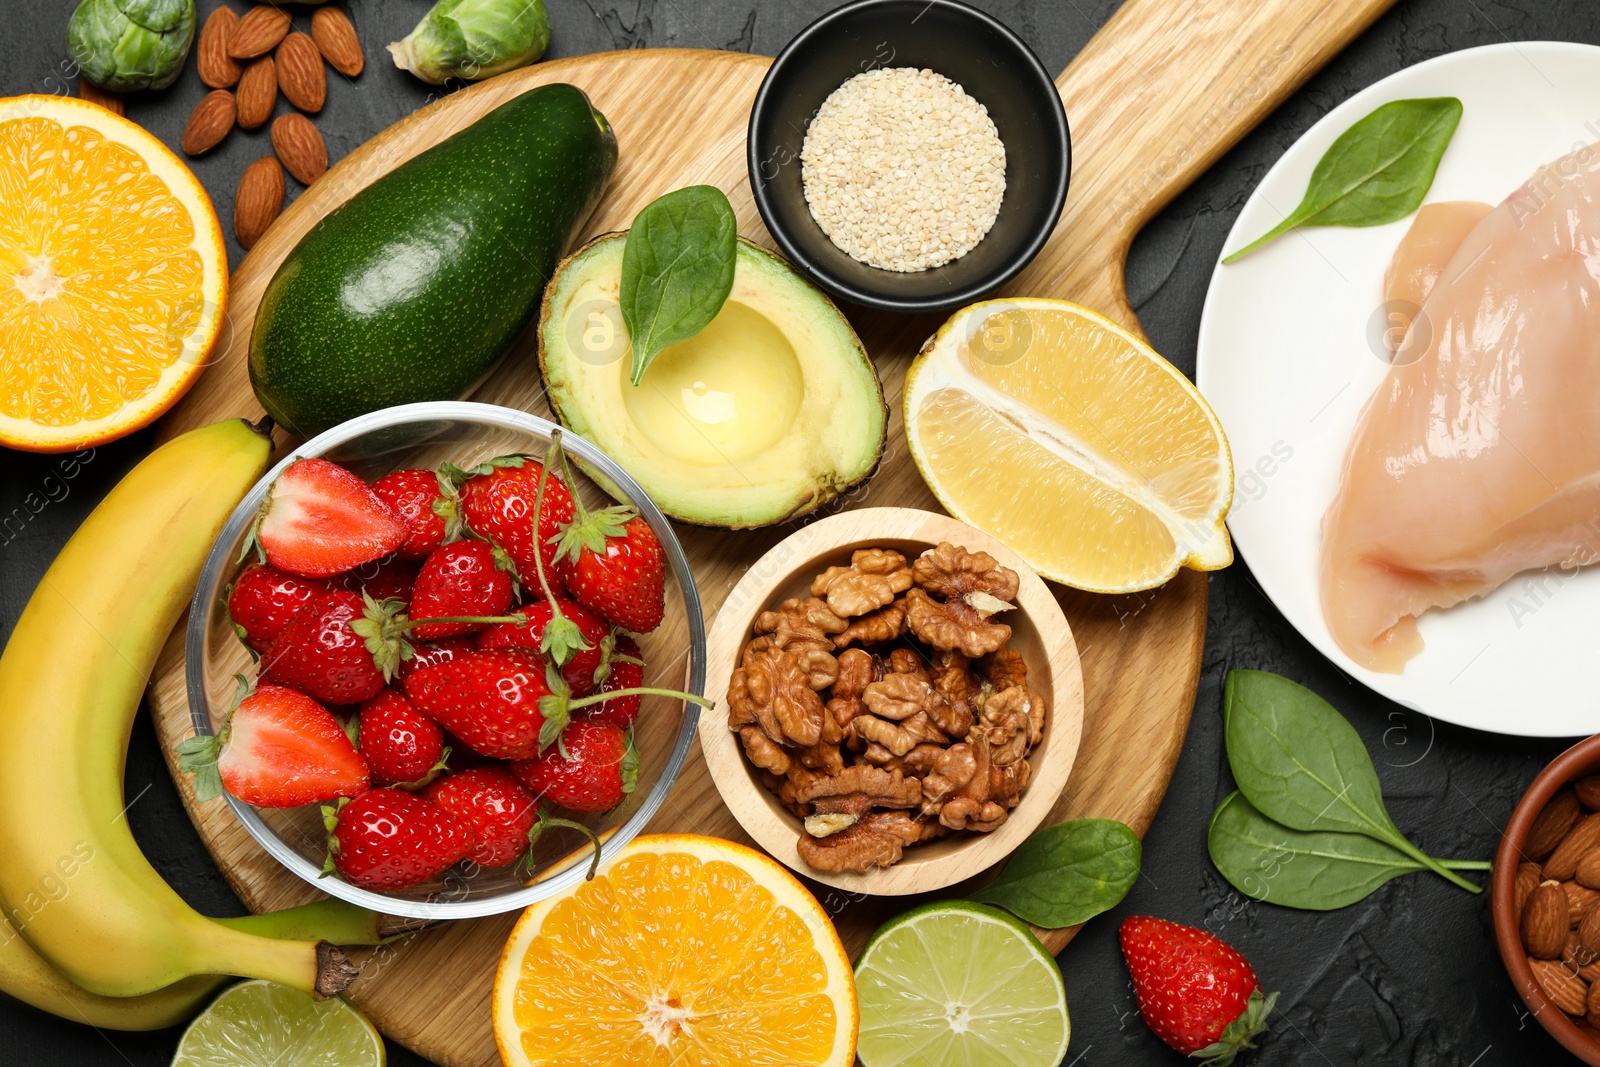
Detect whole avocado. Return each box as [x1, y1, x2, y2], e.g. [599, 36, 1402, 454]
[249, 83, 617, 438]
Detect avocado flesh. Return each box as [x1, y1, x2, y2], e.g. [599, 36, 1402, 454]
[539, 235, 886, 528]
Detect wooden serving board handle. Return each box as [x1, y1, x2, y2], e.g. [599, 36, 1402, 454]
[1030, 0, 1397, 335]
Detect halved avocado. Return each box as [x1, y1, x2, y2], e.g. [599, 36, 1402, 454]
[538, 234, 887, 528]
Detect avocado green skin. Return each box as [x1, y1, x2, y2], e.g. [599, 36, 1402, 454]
[249, 83, 618, 438]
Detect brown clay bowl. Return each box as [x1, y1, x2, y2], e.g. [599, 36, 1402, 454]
[1493, 732, 1600, 1064]
[698, 506, 1085, 895]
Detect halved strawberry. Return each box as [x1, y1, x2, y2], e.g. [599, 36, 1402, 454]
[512, 720, 637, 813]
[409, 540, 514, 640]
[424, 768, 539, 868]
[477, 599, 609, 696]
[324, 788, 473, 890]
[371, 468, 455, 558]
[358, 688, 447, 788]
[176, 681, 369, 808]
[252, 458, 407, 578]
[227, 564, 329, 652]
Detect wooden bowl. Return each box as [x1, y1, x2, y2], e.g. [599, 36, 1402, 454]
[1492, 733, 1600, 1065]
[698, 506, 1084, 894]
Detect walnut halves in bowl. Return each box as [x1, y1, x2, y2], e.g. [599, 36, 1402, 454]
[729, 542, 1046, 875]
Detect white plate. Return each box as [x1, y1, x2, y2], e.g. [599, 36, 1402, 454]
[1196, 42, 1600, 737]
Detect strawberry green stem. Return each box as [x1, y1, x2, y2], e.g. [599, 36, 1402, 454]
[403, 615, 524, 628]
[567, 687, 713, 711]
[538, 816, 603, 881]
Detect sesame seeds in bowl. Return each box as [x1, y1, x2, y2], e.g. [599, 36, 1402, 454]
[801, 67, 1007, 274]
[748, 0, 1069, 315]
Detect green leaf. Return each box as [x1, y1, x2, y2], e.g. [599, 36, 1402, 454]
[1207, 792, 1486, 910]
[1223, 670, 1480, 894]
[620, 185, 737, 384]
[967, 818, 1140, 928]
[1223, 97, 1462, 263]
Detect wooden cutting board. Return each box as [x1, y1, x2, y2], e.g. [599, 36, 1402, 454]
[147, 1, 1394, 1062]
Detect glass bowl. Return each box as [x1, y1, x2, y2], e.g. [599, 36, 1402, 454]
[185, 402, 706, 920]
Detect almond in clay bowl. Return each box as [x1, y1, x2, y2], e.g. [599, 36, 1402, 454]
[1493, 733, 1600, 1065]
[698, 506, 1084, 895]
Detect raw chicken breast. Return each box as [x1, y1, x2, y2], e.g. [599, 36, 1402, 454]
[1321, 145, 1600, 673]
[1380, 201, 1491, 358]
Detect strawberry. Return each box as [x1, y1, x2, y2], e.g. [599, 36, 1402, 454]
[176, 680, 369, 808]
[1119, 916, 1277, 1065]
[423, 768, 538, 868]
[262, 589, 388, 705]
[396, 634, 476, 689]
[452, 456, 575, 593]
[252, 458, 407, 578]
[408, 540, 514, 640]
[358, 688, 447, 787]
[227, 564, 329, 652]
[579, 633, 645, 729]
[512, 720, 637, 812]
[405, 649, 562, 760]
[477, 599, 610, 696]
[330, 553, 419, 603]
[324, 788, 473, 890]
[371, 468, 454, 558]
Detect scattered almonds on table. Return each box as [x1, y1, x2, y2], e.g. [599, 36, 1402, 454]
[801, 66, 1006, 272]
[181, 89, 237, 155]
[197, 6, 242, 88]
[235, 156, 285, 251]
[271, 114, 327, 185]
[1517, 775, 1600, 1027]
[228, 4, 291, 59]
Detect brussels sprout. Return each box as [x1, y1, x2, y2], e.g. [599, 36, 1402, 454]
[67, 0, 196, 92]
[388, 0, 550, 86]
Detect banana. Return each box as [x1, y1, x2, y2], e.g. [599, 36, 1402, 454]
[1, 899, 382, 1030]
[0, 419, 364, 998]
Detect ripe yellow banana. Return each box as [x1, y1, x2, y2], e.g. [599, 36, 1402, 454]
[0, 419, 363, 998]
[1, 899, 381, 1030]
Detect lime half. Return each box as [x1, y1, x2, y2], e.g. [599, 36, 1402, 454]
[172, 979, 384, 1067]
[855, 900, 1070, 1067]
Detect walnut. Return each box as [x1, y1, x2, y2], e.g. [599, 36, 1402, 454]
[886, 647, 930, 681]
[913, 542, 1020, 602]
[905, 588, 1012, 657]
[833, 598, 907, 648]
[855, 710, 949, 757]
[812, 548, 914, 617]
[739, 726, 790, 775]
[774, 765, 826, 817]
[795, 646, 840, 691]
[980, 685, 1033, 767]
[754, 596, 848, 654]
[796, 811, 926, 873]
[928, 651, 975, 739]
[795, 764, 921, 810]
[728, 646, 825, 747]
[862, 672, 933, 721]
[978, 648, 1027, 693]
[921, 736, 1009, 831]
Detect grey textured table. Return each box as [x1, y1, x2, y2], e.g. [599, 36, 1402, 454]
[0, 1, 1592, 1063]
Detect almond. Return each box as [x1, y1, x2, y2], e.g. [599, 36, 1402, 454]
[1524, 881, 1571, 958]
[235, 156, 285, 251]
[1578, 775, 1600, 811]
[77, 78, 124, 116]
[1589, 979, 1600, 1028]
[180, 90, 237, 156]
[1514, 861, 1543, 915]
[236, 56, 276, 130]
[271, 113, 328, 185]
[1545, 811, 1600, 881]
[310, 6, 363, 77]
[1579, 849, 1600, 891]
[1581, 904, 1600, 958]
[276, 32, 327, 114]
[198, 6, 243, 88]
[1581, 956, 1600, 983]
[1567, 881, 1600, 925]
[1567, 929, 1600, 970]
[1530, 956, 1589, 1016]
[228, 4, 291, 59]
[1530, 789, 1583, 860]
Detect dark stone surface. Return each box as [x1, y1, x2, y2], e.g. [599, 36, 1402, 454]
[0, 1, 1592, 1063]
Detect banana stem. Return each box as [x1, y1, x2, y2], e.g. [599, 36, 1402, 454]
[213, 898, 383, 946]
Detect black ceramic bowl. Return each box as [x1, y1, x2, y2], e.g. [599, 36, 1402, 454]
[748, 0, 1070, 315]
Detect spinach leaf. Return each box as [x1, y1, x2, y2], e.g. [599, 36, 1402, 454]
[620, 185, 737, 384]
[1223, 97, 1462, 263]
[1208, 792, 1488, 910]
[1223, 669, 1479, 893]
[968, 818, 1140, 928]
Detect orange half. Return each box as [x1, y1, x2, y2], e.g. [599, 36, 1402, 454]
[494, 833, 858, 1067]
[0, 95, 227, 452]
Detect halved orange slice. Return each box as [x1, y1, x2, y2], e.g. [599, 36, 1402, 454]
[904, 298, 1234, 593]
[494, 834, 858, 1067]
[0, 95, 227, 452]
